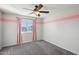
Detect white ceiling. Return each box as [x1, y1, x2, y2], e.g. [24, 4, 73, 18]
[8, 4, 79, 10]
[0, 4, 79, 18]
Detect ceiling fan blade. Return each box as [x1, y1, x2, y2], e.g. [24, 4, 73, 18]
[39, 11, 49, 13]
[27, 12, 34, 15]
[23, 8, 33, 11]
[38, 4, 43, 10]
[30, 12, 34, 14]
[35, 4, 43, 10]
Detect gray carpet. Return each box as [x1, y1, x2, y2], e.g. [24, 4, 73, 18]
[0, 40, 76, 55]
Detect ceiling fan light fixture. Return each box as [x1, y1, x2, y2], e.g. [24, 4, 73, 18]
[34, 11, 40, 16]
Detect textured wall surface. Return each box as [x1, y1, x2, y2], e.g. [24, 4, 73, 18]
[2, 13, 18, 47]
[43, 8, 79, 54]
[0, 11, 2, 49]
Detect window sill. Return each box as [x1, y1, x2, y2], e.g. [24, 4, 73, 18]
[21, 31, 32, 34]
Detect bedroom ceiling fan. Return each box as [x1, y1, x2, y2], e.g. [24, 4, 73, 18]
[23, 4, 49, 16]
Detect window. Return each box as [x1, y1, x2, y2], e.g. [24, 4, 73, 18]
[21, 18, 32, 32]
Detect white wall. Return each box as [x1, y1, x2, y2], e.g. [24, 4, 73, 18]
[2, 13, 18, 47]
[0, 11, 2, 49]
[22, 32, 32, 43]
[43, 8, 79, 54]
[36, 19, 43, 40]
